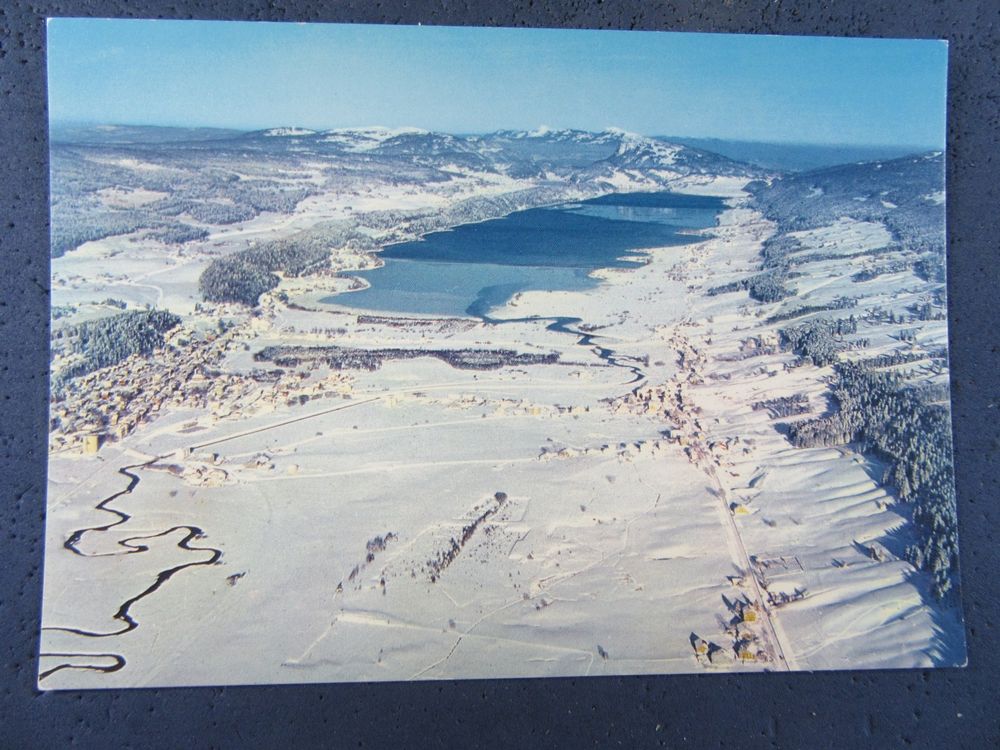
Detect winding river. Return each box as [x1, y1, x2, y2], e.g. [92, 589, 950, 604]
[40, 460, 223, 682]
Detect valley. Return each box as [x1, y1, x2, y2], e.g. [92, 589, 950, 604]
[40, 124, 963, 687]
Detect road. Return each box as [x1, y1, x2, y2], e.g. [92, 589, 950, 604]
[706, 462, 795, 671]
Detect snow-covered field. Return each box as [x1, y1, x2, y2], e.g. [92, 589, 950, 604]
[40, 166, 964, 688]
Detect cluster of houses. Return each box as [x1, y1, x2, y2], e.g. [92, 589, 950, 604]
[691, 592, 771, 667]
[724, 594, 770, 664]
[49, 322, 356, 455]
[695, 558, 809, 669]
[49, 326, 231, 453]
[614, 349, 742, 472]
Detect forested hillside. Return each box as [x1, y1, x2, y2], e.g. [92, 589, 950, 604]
[750, 152, 957, 598]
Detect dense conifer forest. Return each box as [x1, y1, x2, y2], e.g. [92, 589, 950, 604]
[786, 361, 957, 597]
[53, 310, 181, 387]
[198, 224, 377, 306]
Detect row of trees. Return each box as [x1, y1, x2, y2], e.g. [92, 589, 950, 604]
[765, 297, 858, 325]
[255, 343, 560, 372]
[851, 259, 913, 283]
[707, 271, 792, 303]
[751, 393, 810, 418]
[856, 349, 935, 369]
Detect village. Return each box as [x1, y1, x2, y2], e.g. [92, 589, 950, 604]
[47, 311, 358, 455]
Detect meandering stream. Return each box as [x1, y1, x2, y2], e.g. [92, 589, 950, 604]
[40, 460, 222, 682]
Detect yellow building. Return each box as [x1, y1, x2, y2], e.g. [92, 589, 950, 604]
[83, 433, 102, 455]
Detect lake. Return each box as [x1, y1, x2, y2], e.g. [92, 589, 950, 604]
[324, 191, 725, 317]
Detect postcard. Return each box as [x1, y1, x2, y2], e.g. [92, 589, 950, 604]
[40, 19, 962, 688]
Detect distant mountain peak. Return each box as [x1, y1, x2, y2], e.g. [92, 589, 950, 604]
[261, 127, 318, 137]
[602, 126, 641, 138]
[606, 131, 681, 167]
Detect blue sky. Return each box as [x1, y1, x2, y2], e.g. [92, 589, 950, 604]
[46, 19, 948, 147]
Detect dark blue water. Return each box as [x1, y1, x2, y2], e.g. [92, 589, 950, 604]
[325, 191, 725, 317]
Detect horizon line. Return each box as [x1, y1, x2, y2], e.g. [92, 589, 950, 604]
[47, 119, 942, 152]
